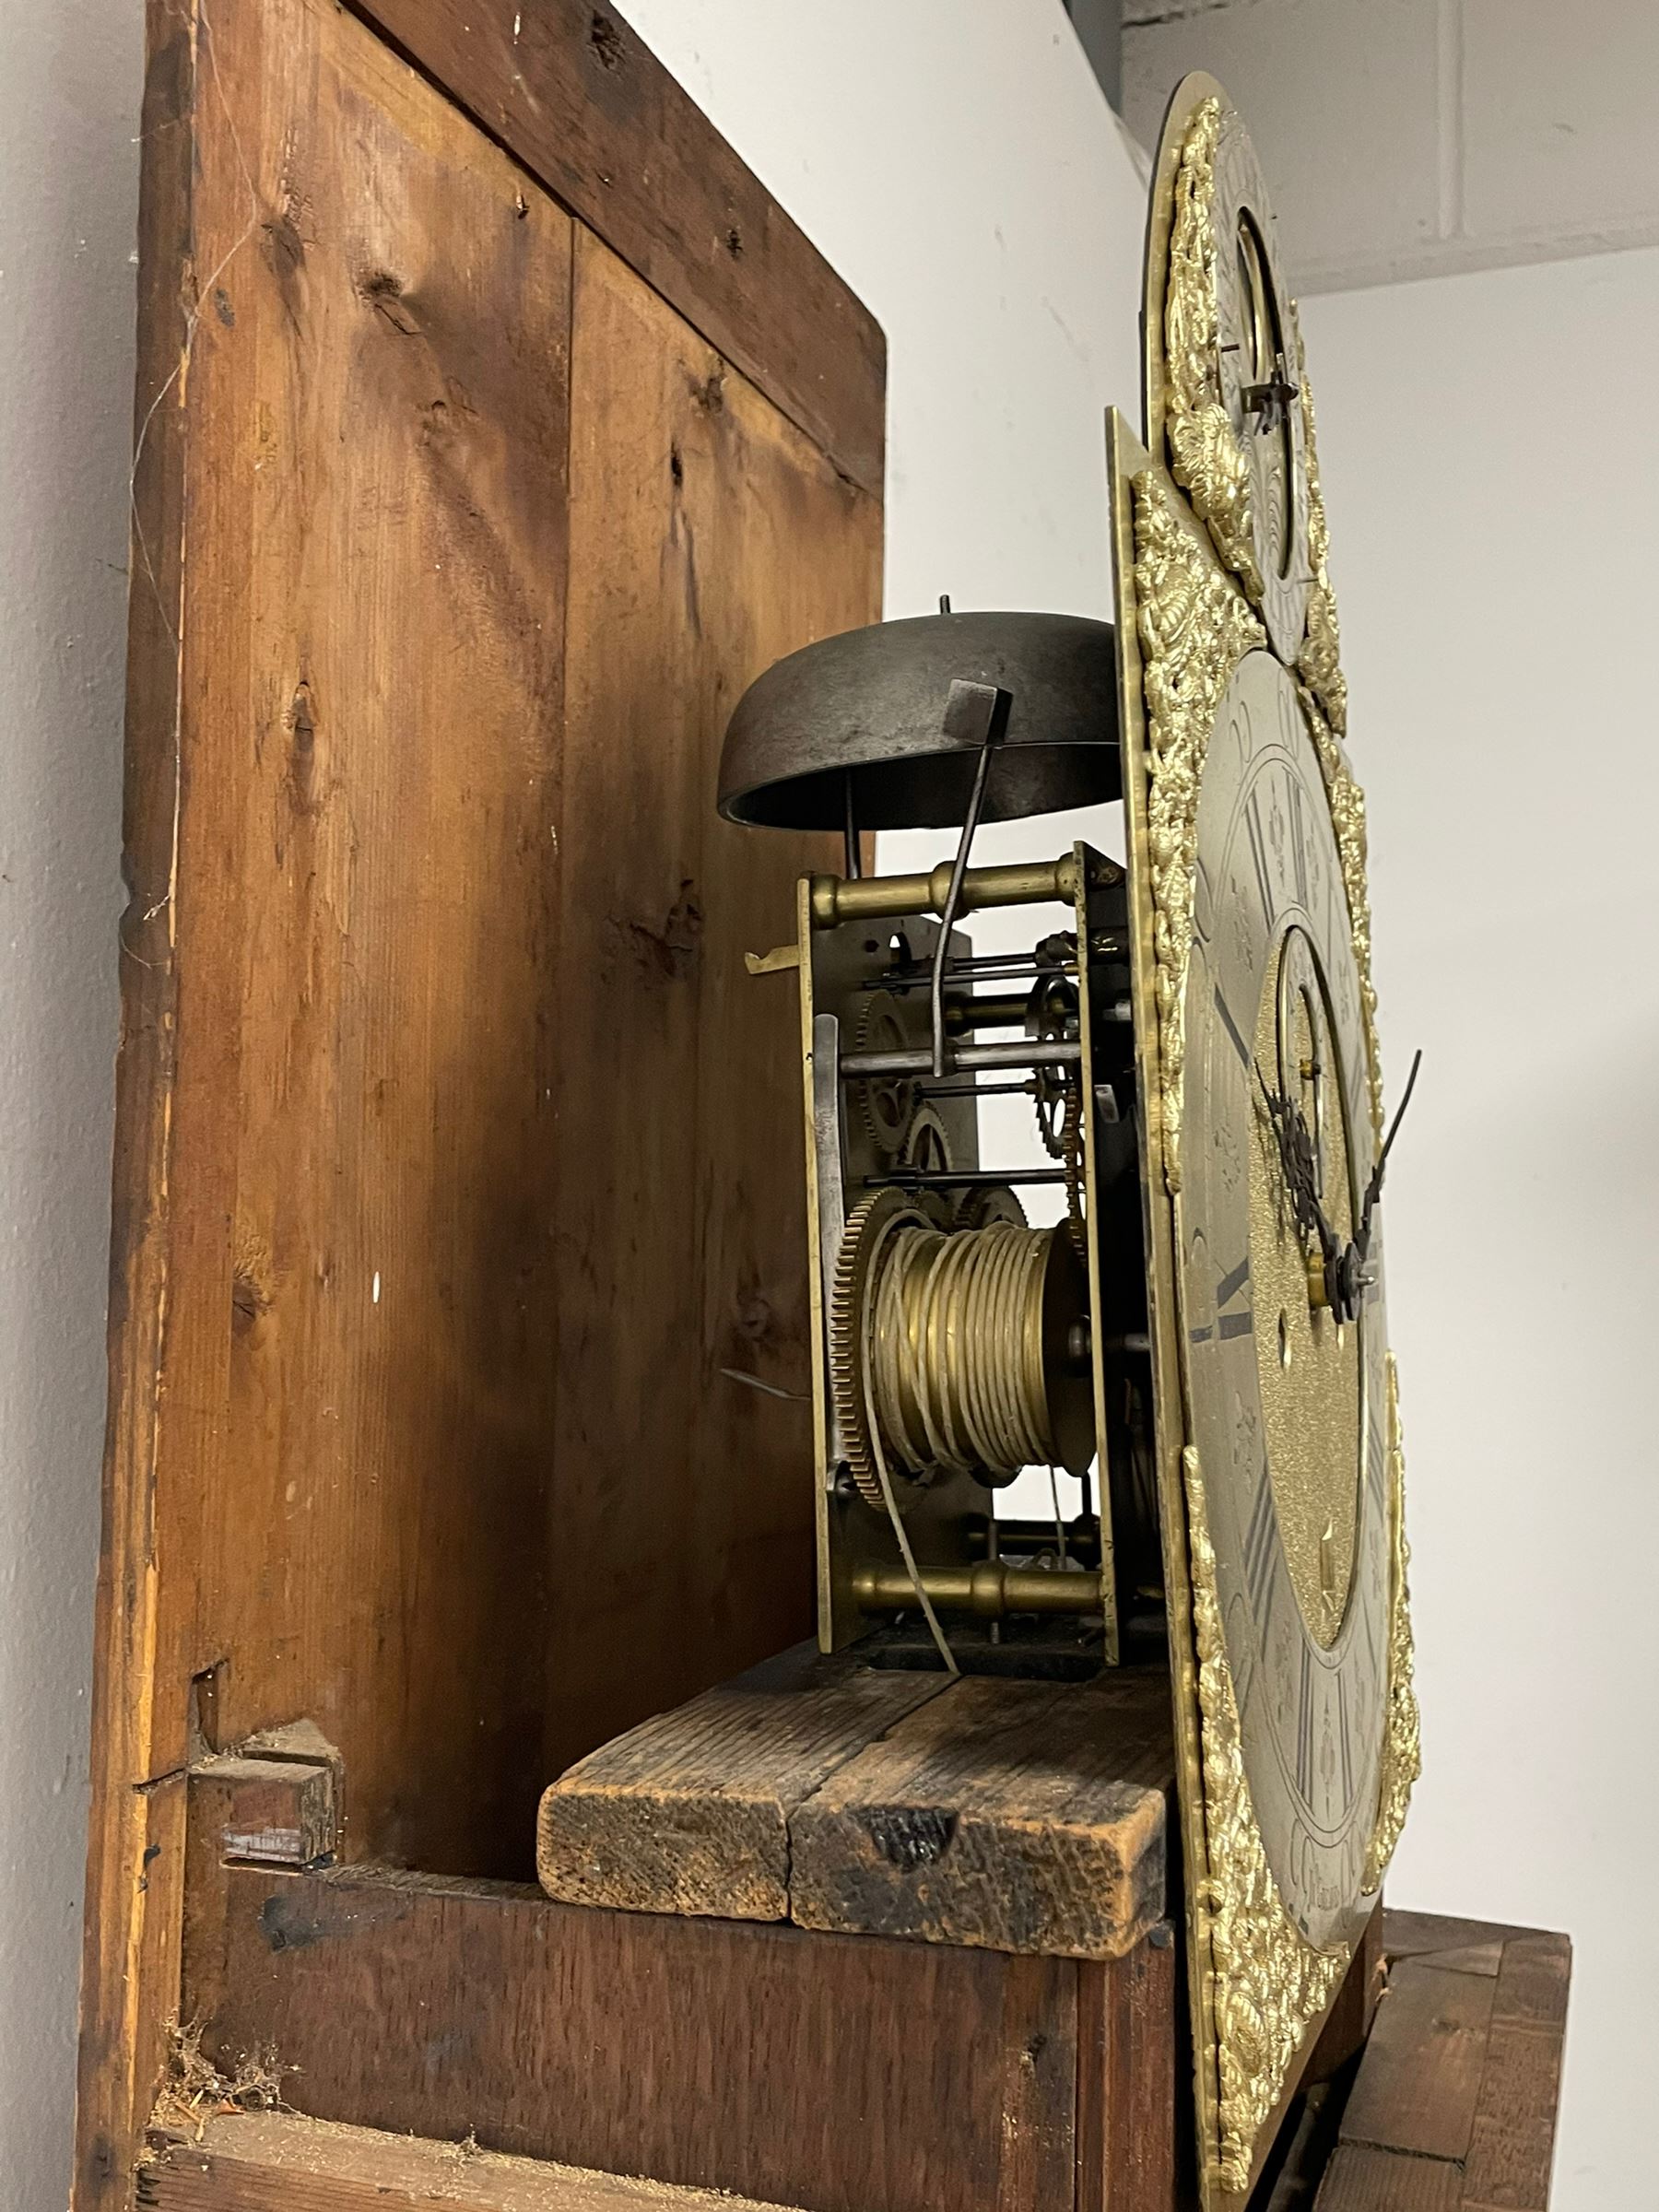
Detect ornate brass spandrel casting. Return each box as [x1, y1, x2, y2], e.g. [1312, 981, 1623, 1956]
[1130, 470, 1265, 1196]
[1163, 98, 1260, 601]
[1290, 327, 1348, 738]
[1182, 1445, 1350, 2194]
[1365, 1353, 1422, 1891]
[1297, 681, 1383, 1142]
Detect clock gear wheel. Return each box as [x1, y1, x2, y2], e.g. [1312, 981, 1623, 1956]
[898, 1100, 953, 1181]
[1026, 971, 1088, 1255]
[830, 1188, 933, 1513]
[853, 989, 916, 1157]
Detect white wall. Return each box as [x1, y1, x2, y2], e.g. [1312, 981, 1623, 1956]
[1299, 250, 1659, 2210]
[0, 0, 140, 2203]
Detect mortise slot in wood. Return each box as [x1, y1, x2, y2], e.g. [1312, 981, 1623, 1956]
[190, 1757, 338, 1870]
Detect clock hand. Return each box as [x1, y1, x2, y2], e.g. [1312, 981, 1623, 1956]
[1253, 1062, 1344, 1285]
[1354, 1048, 1423, 1261]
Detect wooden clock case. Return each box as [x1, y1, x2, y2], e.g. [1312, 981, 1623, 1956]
[73, 5, 1569, 2209]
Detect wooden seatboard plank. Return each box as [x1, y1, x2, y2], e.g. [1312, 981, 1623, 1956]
[184, 1862, 1079, 2212]
[1314, 2146, 1463, 2212]
[789, 1669, 1171, 1959]
[351, 0, 885, 496]
[1487, 1932, 1571, 2037]
[147, 2112, 807, 2212]
[538, 1645, 946, 1917]
[1338, 1960, 1496, 2165]
[540, 230, 875, 1781]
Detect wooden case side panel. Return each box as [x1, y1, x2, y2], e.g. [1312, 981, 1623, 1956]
[142, 0, 576, 1872]
[350, 0, 886, 498]
[75, 5, 199, 2198]
[183, 1863, 1078, 2212]
[544, 229, 876, 1776]
[79, 0, 884, 2200]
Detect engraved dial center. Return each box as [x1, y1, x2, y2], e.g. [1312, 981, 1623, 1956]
[1249, 924, 1360, 1648]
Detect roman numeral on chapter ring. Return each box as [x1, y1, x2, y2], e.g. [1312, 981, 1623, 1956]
[1243, 1475, 1277, 1621]
[1296, 1641, 1315, 1800]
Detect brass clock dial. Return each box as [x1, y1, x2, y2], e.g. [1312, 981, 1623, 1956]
[1176, 648, 1386, 1952]
[1118, 75, 1420, 2204]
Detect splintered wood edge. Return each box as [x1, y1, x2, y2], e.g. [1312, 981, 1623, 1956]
[535, 1654, 951, 1919]
[146, 2109, 809, 2211]
[539, 1665, 1172, 1955]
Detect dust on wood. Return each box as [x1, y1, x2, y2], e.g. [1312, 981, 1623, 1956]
[147, 2017, 289, 2147]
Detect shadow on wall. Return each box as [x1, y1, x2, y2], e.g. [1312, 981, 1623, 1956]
[0, 0, 138, 2202]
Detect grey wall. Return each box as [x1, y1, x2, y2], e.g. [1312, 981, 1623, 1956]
[0, 0, 139, 2202]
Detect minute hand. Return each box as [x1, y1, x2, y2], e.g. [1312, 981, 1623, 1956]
[1353, 1048, 1423, 1264]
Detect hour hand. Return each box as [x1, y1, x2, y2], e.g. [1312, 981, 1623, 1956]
[1253, 1064, 1342, 1277]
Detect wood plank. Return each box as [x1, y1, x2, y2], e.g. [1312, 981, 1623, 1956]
[146, 2111, 806, 2212]
[1487, 1931, 1571, 2036]
[1459, 1935, 1571, 2212]
[1315, 2146, 1463, 2212]
[789, 1669, 1171, 1959]
[1339, 1961, 1495, 2164]
[183, 1861, 1079, 2212]
[538, 1645, 946, 1918]
[1380, 1910, 1536, 1966]
[1076, 1930, 1181, 2212]
[1306, 1900, 1386, 2084]
[72, 4, 202, 2197]
[109, 0, 578, 1882]
[351, 0, 885, 496]
[542, 230, 876, 1779]
[82, 2, 884, 2198]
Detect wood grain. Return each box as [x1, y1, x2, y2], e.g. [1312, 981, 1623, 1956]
[1339, 1961, 1496, 2163]
[1076, 1930, 1181, 2212]
[183, 1861, 1079, 2212]
[538, 1644, 946, 1918]
[350, 0, 885, 496]
[1460, 1936, 1571, 2212]
[146, 2111, 807, 2212]
[541, 233, 874, 1779]
[1315, 2146, 1464, 2212]
[80, 0, 883, 2198]
[73, 8, 200, 2201]
[1317, 1918, 1571, 2212]
[789, 1669, 1171, 1958]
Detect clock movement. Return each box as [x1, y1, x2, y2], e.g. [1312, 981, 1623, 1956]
[717, 74, 1422, 2204]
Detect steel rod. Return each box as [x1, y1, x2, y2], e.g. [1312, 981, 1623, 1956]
[841, 1039, 1084, 1077]
[869, 1168, 1068, 1189]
